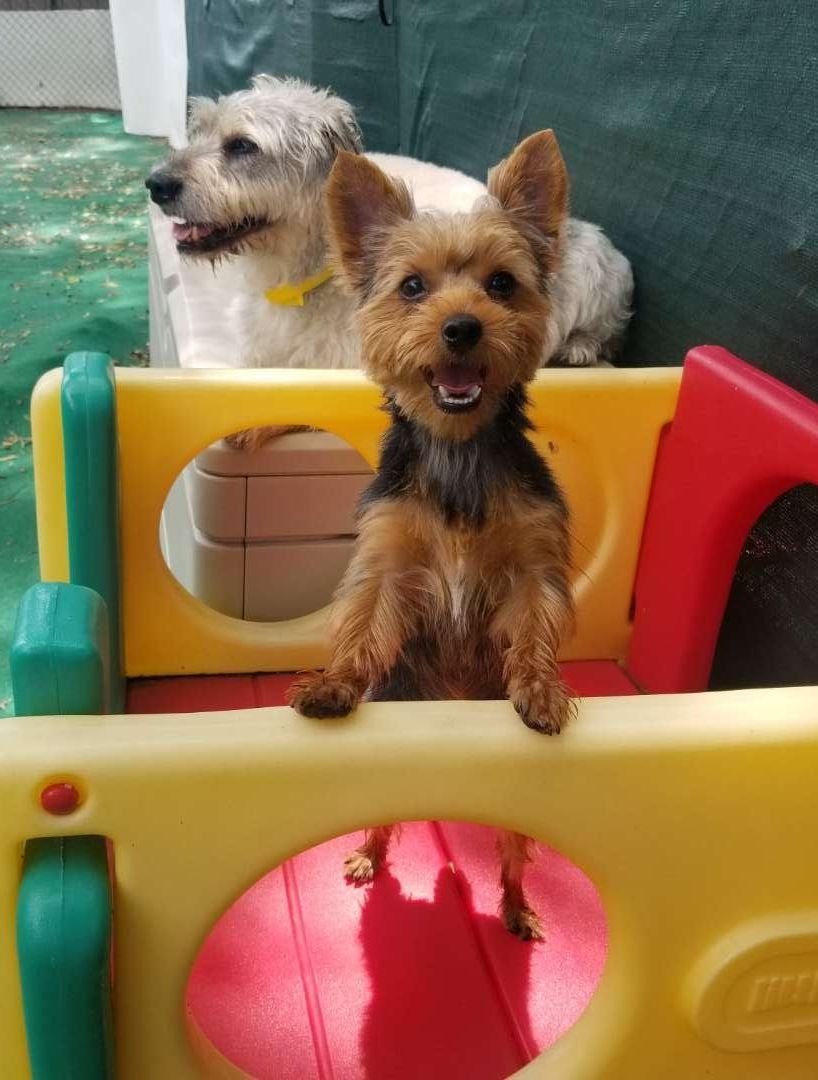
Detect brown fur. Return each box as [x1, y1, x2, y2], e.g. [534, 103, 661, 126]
[225, 425, 307, 452]
[289, 131, 576, 939]
[296, 492, 573, 725]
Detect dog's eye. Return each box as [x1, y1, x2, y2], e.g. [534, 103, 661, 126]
[400, 274, 427, 300]
[487, 271, 516, 298]
[224, 137, 259, 157]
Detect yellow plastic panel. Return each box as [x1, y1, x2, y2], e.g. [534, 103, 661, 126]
[1, 687, 817, 1078]
[31, 369, 69, 583]
[32, 366, 680, 677]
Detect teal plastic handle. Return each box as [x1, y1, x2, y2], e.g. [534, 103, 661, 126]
[61, 353, 124, 712]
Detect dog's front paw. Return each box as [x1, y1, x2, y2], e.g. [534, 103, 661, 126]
[288, 674, 359, 719]
[511, 679, 574, 735]
[502, 903, 545, 941]
[344, 849, 379, 884]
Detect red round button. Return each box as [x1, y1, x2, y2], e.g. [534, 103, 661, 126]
[40, 782, 80, 815]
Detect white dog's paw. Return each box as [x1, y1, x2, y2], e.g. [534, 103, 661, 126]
[550, 333, 607, 368]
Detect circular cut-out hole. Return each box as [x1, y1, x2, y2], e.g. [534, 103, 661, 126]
[187, 821, 607, 1079]
[160, 429, 372, 622]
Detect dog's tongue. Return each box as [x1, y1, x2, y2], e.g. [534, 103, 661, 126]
[172, 222, 215, 243]
[432, 365, 483, 392]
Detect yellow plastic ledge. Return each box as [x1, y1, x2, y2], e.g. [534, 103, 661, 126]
[31, 366, 681, 678]
[1, 687, 817, 1078]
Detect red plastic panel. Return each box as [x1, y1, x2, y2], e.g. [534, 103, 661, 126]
[186, 822, 607, 1080]
[437, 822, 608, 1055]
[126, 672, 294, 712]
[126, 673, 256, 712]
[629, 346, 818, 693]
[558, 660, 639, 697]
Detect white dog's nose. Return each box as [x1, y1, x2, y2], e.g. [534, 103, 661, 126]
[146, 172, 183, 206]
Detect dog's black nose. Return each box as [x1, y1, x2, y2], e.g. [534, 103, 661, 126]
[145, 172, 183, 205]
[441, 313, 483, 352]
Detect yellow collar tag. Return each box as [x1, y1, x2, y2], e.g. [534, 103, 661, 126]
[264, 266, 334, 307]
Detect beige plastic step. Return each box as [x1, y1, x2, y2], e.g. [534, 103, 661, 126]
[246, 474, 369, 541]
[244, 539, 356, 622]
[186, 464, 247, 543]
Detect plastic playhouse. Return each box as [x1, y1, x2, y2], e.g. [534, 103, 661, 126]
[3, 345, 818, 1079]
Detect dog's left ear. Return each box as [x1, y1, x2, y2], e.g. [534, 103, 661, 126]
[326, 152, 414, 294]
[487, 130, 568, 240]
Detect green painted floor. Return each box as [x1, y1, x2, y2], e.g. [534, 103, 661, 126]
[0, 110, 160, 715]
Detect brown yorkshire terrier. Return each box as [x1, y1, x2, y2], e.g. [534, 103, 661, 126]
[289, 130, 576, 939]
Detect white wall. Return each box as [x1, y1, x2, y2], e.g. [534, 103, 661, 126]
[109, 0, 187, 147]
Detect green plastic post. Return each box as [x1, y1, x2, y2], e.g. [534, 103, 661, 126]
[11, 581, 115, 1079]
[11, 582, 110, 716]
[61, 353, 124, 712]
[17, 838, 114, 1080]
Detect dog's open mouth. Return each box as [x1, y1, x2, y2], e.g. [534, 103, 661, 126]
[426, 364, 486, 413]
[171, 216, 268, 254]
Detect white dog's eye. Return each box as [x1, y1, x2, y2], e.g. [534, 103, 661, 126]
[400, 274, 427, 300]
[224, 136, 260, 157]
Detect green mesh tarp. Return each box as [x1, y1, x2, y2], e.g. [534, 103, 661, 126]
[187, 1, 400, 153]
[186, 1, 817, 688]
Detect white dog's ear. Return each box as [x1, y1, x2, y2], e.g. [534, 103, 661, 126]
[487, 130, 569, 240]
[187, 96, 218, 134]
[320, 98, 363, 157]
[325, 151, 414, 294]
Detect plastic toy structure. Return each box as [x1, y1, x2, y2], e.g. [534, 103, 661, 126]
[2, 346, 818, 1079]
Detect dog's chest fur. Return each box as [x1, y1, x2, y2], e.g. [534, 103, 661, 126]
[361, 387, 566, 631]
[237, 259, 359, 370]
[363, 386, 563, 527]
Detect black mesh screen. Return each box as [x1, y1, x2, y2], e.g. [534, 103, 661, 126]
[710, 484, 818, 690]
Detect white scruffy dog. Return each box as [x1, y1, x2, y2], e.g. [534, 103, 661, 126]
[146, 76, 632, 414]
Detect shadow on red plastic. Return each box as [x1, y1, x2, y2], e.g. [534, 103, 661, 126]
[186, 820, 607, 1079]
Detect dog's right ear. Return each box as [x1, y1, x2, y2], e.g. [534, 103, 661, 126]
[487, 129, 568, 242]
[325, 152, 414, 295]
